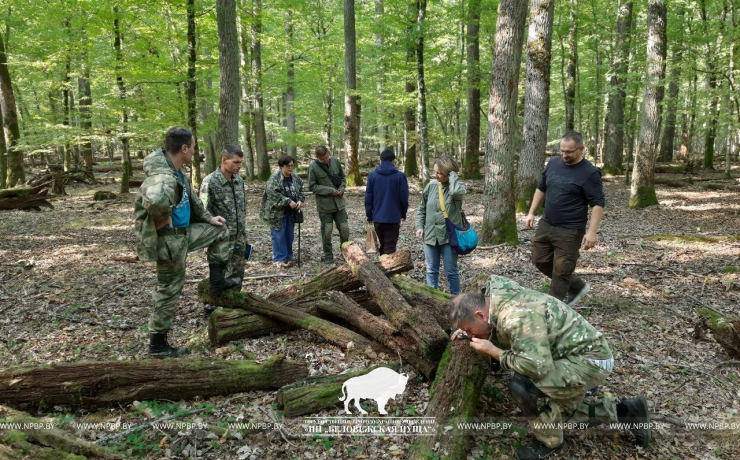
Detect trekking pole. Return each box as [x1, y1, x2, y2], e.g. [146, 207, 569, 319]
[297, 223, 301, 267]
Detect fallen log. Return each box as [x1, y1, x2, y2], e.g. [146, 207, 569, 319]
[409, 342, 488, 460]
[316, 292, 437, 378]
[0, 183, 54, 211]
[0, 355, 307, 411]
[342, 242, 448, 369]
[696, 308, 740, 358]
[208, 307, 296, 346]
[388, 275, 452, 331]
[266, 250, 413, 307]
[276, 362, 400, 417]
[0, 405, 129, 459]
[198, 283, 388, 355]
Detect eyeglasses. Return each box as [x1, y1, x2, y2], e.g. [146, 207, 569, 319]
[559, 148, 581, 155]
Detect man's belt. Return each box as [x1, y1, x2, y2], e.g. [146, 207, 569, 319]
[157, 227, 188, 236]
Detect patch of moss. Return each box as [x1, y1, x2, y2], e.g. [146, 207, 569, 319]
[2, 430, 28, 444]
[628, 186, 659, 208]
[429, 344, 452, 397]
[721, 265, 740, 273]
[697, 308, 733, 329]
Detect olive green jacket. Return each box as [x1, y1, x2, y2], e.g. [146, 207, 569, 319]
[307, 157, 346, 213]
[415, 171, 467, 246]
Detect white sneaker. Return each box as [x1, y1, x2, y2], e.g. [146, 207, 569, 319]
[567, 283, 591, 306]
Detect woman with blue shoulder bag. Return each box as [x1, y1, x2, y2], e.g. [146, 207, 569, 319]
[415, 156, 475, 295]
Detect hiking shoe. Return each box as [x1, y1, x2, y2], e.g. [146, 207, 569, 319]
[515, 439, 568, 460]
[567, 283, 591, 306]
[148, 332, 189, 359]
[203, 305, 217, 317]
[618, 395, 652, 447]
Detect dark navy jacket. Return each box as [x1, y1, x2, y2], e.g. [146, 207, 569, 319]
[365, 161, 409, 224]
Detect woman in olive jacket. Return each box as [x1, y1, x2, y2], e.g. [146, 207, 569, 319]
[415, 156, 467, 294]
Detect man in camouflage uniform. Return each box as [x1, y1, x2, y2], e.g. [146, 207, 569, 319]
[200, 145, 247, 292]
[307, 145, 348, 264]
[450, 275, 651, 460]
[134, 127, 239, 358]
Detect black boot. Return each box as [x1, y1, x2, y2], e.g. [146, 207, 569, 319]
[148, 332, 189, 359]
[618, 395, 651, 447]
[209, 264, 240, 296]
[515, 439, 567, 460]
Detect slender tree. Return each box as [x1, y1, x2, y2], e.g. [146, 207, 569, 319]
[0, 32, 23, 187]
[0, 91, 6, 189]
[629, 0, 667, 208]
[113, 7, 131, 194]
[404, 1, 418, 177]
[564, 0, 578, 131]
[285, 10, 296, 158]
[187, 0, 202, 189]
[516, 0, 555, 213]
[700, 0, 720, 169]
[375, 0, 388, 153]
[658, 8, 684, 163]
[343, 0, 362, 185]
[251, 0, 269, 180]
[463, 0, 482, 180]
[482, 0, 528, 245]
[416, 0, 429, 183]
[216, 0, 240, 157]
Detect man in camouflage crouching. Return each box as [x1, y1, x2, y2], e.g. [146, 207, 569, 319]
[134, 127, 240, 358]
[450, 275, 651, 460]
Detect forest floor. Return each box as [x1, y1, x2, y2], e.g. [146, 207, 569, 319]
[1, 163, 739, 460]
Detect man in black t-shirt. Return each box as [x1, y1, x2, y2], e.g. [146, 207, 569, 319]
[525, 131, 605, 305]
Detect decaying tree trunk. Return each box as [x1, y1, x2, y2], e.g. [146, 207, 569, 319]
[342, 242, 448, 369]
[198, 283, 388, 355]
[409, 342, 488, 460]
[208, 307, 297, 346]
[697, 309, 740, 358]
[0, 182, 54, 210]
[0, 405, 128, 459]
[276, 362, 400, 417]
[316, 292, 436, 378]
[0, 355, 307, 411]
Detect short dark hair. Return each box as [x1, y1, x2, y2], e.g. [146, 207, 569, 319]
[278, 155, 295, 167]
[315, 145, 329, 157]
[561, 131, 584, 147]
[222, 144, 244, 159]
[449, 293, 486, 326]
[165, 127, 193, 154]
[380, 149, 396, 162]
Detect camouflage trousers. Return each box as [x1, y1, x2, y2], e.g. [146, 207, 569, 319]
[318, 209, 349, 261]
[518, 356, 620, 448]
[225, 233, 246, 281]
[150, 223, 230, 333]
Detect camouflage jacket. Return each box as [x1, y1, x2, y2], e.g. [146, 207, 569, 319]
[307, 157, 346, 213]
[200, 168, 246, 239]
[134, 148, 213, 261]
[259, 170, 305, 230]
[484, 275, 612, 385]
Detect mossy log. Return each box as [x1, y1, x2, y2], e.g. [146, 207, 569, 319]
[0, 405, 129, 459]
[316, 292, 436, 378]
[388, 275, 453, 331]
[0, 355, 307, 411]
[207, 307, 298, 346]
[198, 285, 388, 355]
[0, 183, 53, 211]
[266, 250, 413, 307]
[409, 342, 488, 460]
[93, 191, 117, 201]
[342, 242, 448, 372]
[276, 362, 400, 417]
[697, 309, 740, 358]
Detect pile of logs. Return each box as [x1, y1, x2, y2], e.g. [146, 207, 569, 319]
[0, 181, 54, 211]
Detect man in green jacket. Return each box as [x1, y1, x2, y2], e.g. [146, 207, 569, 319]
[450, 275, 651, 460]
[307, 146, 348, 264]
[134, 127, 239, 358]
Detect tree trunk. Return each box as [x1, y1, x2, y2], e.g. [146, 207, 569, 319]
[404, 2, 418, 178]
[375, 0, 388, 153]
[481, 0, 528, 245]
[343, 0, 362, 186]
[700, 0, 720, 169]
[78, 68, 94, 170]
[680, 71, 697, 160]
[564, 0, 578, 131]
[416, 0, 430, 184]
[113, 8, 131, 195]
[0, 33, 24, 187]
[186, 0, 203, 190]
[0, 356, 307, 411]
[516, 0, 555, 213]
[276, 362, 400, 417]
[252, 0, 270, 180]
[697, 309, 740, 359]
[238, 4, 255, 180]
[285, 11, 297, 159]
[463, 0, 482, 180]
[409, 342, 488, 460]
[658, 10, 683, 163]
[0, 182, 54, 210]
[342, 242, 448, 371]
[216, 0, 240, 157]
[0, 92, 6, 189]
[603, 1, 633, 175]
[317, 291, 437, 378]
[629, 0, 666, 208]
[63, 34, 72, 173]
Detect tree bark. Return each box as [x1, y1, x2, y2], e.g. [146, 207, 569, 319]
[404, 2, 418, 178]
[416, 0, 429, 184]
[658, 9, 684, 163]
[343, 0, 362, 186]
[375, 0, 388, 153]
[696, 309, 740, 359]
[629, 0, 666, 208]
[216, 0, 240, 157]
[78, 67, 94, 170]
[0, 90, 6, 189]
[409, 342, 488, 460]
[276, 362, 400, 417]
[481, 0, 528, 245]
[113, 8, 131, 195]
[187, 0, 202, 190]
[317, 291, 437, 378]
[516, 0, 555, 213]
[603, 1, 633, 175]
[239, 4, 255, 180]
[342, 242, 448, 371]
[700, 0, 719, 170]
[463, 0, 482, 180]
[285, 10, 297, 159]
[0, 182, 53, 210]
[564, 0, 578, 131]
[0, 355, 307, 411]
[251, 0, 270, 180]
[0, 32, 24, 187]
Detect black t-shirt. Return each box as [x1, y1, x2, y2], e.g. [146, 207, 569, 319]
[537, 157, 605, 229]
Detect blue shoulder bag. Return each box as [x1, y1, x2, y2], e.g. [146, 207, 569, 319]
[438, 183, 478, 255]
